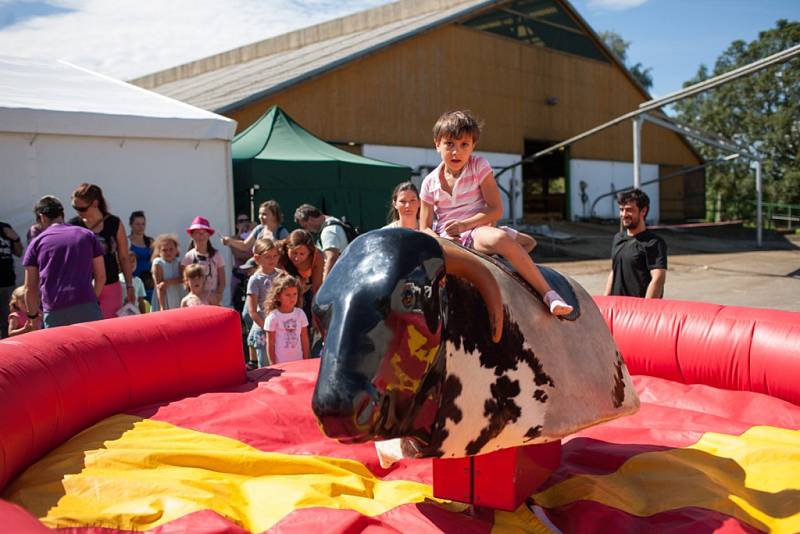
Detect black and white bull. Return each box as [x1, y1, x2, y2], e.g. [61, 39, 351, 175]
[311, 228, 639, 459]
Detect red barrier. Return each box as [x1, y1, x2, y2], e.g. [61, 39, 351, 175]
[594, 296, 800, 406]
[0, 306, 245, 491]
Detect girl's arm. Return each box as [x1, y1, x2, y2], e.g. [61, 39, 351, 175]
[153, 263, 168, 308]
[311, 250, 324, 295]
[267, 330, 277, 366]
[211, 264, 226, 305]
[301, 326, 310, 359]
[8, 315, 31, 336]
[116, 222, 136, 304]
[246, 293, 264, 329]
[221, 229, 257, 252]
[443, 173, 504, 236]
[419, 200, 435, 235]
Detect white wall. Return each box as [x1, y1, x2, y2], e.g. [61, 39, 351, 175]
[569, 159, 660, 222]
[363, 144, 524, 223]
[0, 132, 234, 301]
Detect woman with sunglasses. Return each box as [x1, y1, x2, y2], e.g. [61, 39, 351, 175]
[69, 183, 135, 318]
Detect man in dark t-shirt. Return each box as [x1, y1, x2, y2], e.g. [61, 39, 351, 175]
[0, 221, 23, 338]
[605, 189, 667, 298]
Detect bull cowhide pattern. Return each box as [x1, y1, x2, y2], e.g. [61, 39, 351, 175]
[424, 269, 639, 458]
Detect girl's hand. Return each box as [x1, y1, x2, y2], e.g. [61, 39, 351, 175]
[443, 220, 465, 237]
[157, 281, 166, 290]
[126, 286, 136, 305]
[221, 235, 230, 246]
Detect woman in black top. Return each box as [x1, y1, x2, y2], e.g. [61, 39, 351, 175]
[70, 183, 135, 318]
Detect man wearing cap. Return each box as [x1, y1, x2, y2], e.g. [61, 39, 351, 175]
[23, 196, 106, 328]
[293, 204, 348, 280]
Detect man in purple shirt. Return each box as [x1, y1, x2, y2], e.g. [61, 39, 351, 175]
[23, 196, 106, 329]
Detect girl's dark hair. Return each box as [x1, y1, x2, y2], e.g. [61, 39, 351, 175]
[278, 229, 315, 277]
[188, 236, 217, 258]
[72, 183, 109, 216]
[432, 110, 483, 144]
[265, 274, 301, 313]
[129, 210, 145, 225]
[259, 200, 284, 224]
[387, 181, 420, 223]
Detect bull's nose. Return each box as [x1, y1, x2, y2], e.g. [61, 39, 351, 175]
[313, 388, 378, 441]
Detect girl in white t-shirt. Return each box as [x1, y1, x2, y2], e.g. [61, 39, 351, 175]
[264, 274, 309, 364]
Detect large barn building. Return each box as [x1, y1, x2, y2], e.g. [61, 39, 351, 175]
[133, 0, 705, 224]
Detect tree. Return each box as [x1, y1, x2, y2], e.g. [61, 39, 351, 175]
[673, 20, 800, 220]
[599, 30, 654, 90]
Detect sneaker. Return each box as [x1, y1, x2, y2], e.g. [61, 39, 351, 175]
[246, 360, 259, 371]
[544, 290, 573, 317]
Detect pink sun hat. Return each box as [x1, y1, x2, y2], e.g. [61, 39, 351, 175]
[186, 216, 215, 236]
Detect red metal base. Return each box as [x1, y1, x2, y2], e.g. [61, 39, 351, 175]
[432, 441, 562, 511]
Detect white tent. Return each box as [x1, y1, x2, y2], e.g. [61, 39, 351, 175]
[0, 56, 237, 299]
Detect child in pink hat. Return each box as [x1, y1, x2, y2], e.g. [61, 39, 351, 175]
[180, 216, 225, 305]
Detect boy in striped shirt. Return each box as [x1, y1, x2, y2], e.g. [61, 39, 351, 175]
[419, 110, 572, 317]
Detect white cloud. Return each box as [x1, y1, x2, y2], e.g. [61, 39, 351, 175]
[0, 0, 392, 81]
[587, 0, 648, 10]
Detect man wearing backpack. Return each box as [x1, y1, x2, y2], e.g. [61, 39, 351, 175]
[293, 204, 352, 280]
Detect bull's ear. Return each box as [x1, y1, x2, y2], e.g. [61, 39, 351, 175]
[437, 238, 503, 343]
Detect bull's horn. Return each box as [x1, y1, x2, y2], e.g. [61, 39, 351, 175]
[438, 238, 503, 343]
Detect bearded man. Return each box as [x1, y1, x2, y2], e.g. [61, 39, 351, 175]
[604, 189, 667, 298]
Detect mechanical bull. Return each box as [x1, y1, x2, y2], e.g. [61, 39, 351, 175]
[312, 228, 639, 461]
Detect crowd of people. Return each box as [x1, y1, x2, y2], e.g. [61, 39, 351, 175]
[1, 110, 666, 367]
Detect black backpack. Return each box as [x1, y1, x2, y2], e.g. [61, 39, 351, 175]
[321, 217, 359, 244]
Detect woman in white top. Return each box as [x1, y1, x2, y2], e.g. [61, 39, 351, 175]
[383, 182, 420, 230]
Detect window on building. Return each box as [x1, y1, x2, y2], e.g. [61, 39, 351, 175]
[461, 0, 609, 63]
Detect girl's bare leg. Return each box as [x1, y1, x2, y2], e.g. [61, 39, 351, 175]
[472, 227, 572, 316]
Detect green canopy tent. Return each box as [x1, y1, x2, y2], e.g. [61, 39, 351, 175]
[232, 106, 411, 231]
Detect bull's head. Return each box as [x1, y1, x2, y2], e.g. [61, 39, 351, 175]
[311, 229, 502, 447]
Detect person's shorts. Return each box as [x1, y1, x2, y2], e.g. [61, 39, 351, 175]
[44, 301, 103, 328]
[247, 324, 266, 349]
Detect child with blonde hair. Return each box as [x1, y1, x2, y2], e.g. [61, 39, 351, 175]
[419, 110, 572, 316]
[263, 274, 309, 365]
[181, 264, 207, 308]
[246, 238, 283, 369]
[151, 234, 185, 311]
[7, 286, 41, 336]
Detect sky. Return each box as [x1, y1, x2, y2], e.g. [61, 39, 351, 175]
[0, 0, 796, 98]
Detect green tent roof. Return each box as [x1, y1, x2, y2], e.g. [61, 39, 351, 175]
[233, 106, 408, 167]
[232, 106, 410, 231]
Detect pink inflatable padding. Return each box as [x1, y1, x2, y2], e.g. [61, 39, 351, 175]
[0, 306, 245, 491]
[595, 296, 800, 406]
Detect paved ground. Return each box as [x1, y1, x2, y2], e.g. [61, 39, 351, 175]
[525, 222, 800, 311]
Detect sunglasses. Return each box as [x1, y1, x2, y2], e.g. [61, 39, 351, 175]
[72, 203, 91, 212]
[236, 219, 249, 223]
